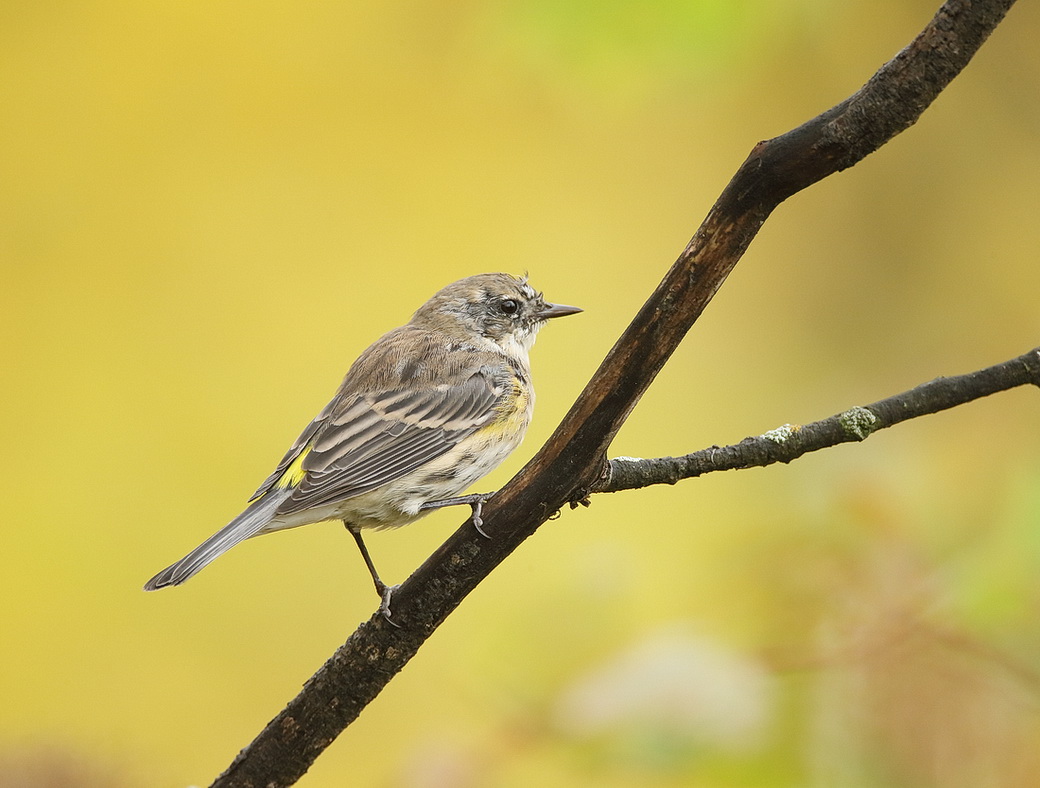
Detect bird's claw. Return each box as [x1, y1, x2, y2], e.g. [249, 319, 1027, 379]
[377, 583, 401, 628]
[470, 499, 490, 539]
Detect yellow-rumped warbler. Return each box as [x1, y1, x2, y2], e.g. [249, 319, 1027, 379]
[144, 273, 580, 614]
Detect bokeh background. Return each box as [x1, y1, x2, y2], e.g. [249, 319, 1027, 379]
[3, 1, 1040, 786]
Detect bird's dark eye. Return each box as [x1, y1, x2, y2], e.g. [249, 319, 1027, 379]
[499, 299, 520, 315]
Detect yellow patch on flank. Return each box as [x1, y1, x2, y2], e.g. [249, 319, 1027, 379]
[275, 444, 313, 489]
[481, 383, 531, 439]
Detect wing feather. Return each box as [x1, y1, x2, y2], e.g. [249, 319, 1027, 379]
[273, 366, 505, 516]
[249, 400, 334, 501]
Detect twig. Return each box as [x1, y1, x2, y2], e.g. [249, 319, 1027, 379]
[595, 347, 1040, 493]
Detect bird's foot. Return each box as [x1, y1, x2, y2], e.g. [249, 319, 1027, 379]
[376, 581, 401, 628]
[419, 492, 494, 539]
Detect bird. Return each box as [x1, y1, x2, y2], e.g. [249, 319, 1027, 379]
[143, 272, 581, 618]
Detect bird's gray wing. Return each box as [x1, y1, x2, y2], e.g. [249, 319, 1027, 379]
[270, 368, 508, 516]
[249, 398, 335, 502]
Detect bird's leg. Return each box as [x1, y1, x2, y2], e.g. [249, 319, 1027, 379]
[419, 492, 494, 538]
[345, 523, 399, 627]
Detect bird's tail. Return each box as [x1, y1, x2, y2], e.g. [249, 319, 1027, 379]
[143, 488, 292, 591]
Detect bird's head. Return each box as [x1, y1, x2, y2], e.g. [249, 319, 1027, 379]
[411, 273, 582, 354]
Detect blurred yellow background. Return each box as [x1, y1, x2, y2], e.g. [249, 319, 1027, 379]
[3, 1, 1040, 786]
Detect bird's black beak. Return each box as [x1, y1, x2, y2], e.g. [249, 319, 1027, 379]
[535, 302, 583, 320]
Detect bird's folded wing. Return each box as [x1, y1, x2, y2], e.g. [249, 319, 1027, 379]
[264, 369, 505, 515]
[249, 399, 334, 501]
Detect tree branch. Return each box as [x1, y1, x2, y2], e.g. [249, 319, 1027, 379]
[211, 1, 1019, 785]
[595, 347, 1040, 494]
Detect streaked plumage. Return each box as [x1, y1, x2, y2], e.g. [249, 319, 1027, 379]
[144, 273, 580, 603]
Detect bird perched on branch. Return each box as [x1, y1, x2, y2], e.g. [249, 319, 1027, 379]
[144, 273, 581, 618]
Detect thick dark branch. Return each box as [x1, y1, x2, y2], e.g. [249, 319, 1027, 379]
[595, 347, 1040, 493]
[212, 2, 1018, 785]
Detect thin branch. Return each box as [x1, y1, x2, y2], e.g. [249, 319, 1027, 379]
[211, 1, 1019, 785]
[595, 347, 1040, 494]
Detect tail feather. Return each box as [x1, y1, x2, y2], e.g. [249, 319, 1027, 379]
[143, 489, 292, 591]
